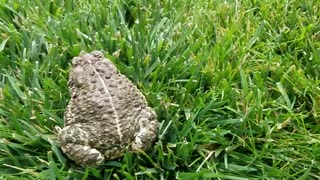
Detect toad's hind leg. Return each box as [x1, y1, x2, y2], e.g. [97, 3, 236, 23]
[61, 142, 104, 166]
[132, 107, 158, 151]
[58, 125, 105, 166]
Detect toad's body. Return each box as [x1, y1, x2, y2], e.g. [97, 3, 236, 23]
[58, 51, 158, 166]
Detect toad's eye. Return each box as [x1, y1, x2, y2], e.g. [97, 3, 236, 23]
[73, 67, 87, 88]
[91, 51, 104, 58]
[72, 57, 82, 66]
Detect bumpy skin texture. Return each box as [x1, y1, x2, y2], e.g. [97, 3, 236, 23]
[58, 51, 158, 166]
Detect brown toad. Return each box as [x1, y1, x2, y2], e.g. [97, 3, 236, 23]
[57, 51, 158, 166]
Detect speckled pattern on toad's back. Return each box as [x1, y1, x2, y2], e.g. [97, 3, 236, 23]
[57, 51, 158, 166]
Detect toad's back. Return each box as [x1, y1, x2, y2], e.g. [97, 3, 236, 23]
[64, 51, 148, 146]
[58, 51, 158, 166]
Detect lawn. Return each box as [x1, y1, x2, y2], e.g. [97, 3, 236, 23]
[0, 0, 320, 179]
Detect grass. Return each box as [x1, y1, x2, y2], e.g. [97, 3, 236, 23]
[0, 0, 320, 179]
